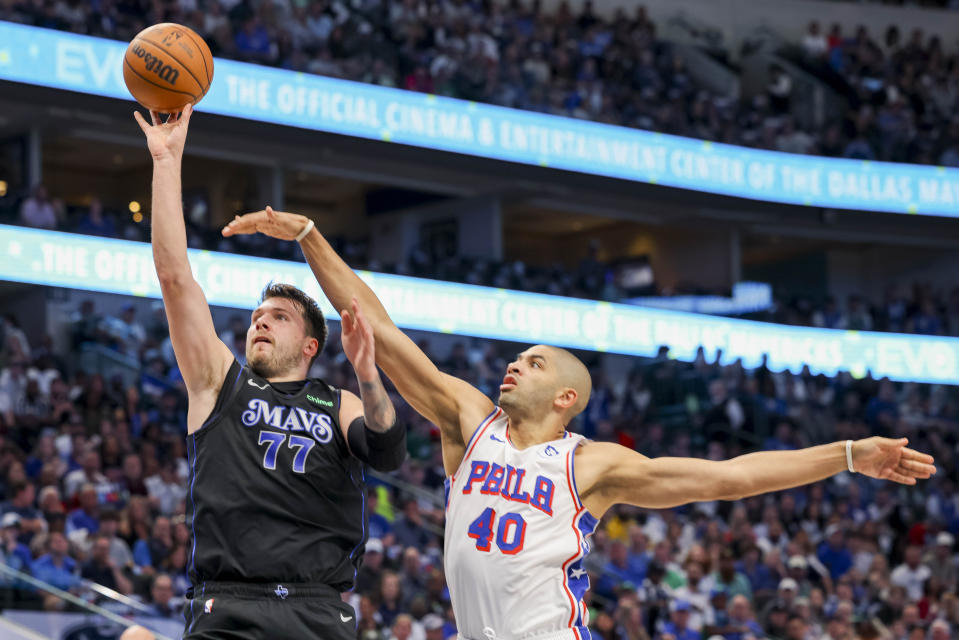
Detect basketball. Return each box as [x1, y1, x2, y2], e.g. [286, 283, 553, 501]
[123, 23, 213, 113]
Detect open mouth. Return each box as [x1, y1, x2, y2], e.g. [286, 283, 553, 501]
[253, 336, 272, 345]
[500, 374, 518, 391]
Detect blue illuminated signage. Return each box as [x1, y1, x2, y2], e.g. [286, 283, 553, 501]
[1, 21, 959, 216]
[1, 224, 956, 385]
[627, 282, 773, 315]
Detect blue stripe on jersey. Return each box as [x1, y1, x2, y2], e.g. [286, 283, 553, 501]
[569, 510, 600, 627]
[188, 434, 198, 577]
[463, 406, 499, 453]
[443, 477, 452, 510]
[575, 625, 592, 639]
[568, 440, 584, 510]
[577, 510, 599, 541]
[347, 466, 368, 589]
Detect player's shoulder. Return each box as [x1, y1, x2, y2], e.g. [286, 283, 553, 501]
[573, 441, 649, 487]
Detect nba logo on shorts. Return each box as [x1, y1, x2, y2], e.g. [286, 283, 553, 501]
[204, 598, 214, 614]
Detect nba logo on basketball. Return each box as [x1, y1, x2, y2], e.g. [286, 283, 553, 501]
[204, 598, 214, 614]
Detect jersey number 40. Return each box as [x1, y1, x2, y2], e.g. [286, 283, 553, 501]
[467, 508, 527, 555]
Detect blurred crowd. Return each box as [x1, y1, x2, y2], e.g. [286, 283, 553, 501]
[759, 286, 959, 337]
[10, 181, 959, 341]
[2, 0, 959, 166]
[0, 293, 957, 640]
[792, 19, 959, 165]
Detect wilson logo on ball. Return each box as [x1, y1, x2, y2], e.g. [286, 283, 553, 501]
[130, 44, 180, 85]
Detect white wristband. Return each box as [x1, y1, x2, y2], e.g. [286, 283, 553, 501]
[294, 219, 315, 242]
[845, 440, 856, 473]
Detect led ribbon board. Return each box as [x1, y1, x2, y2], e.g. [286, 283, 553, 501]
[1, 225, 956, 384]
[1, 21, 959, 216]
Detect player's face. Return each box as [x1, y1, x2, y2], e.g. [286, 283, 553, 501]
[246, 297, 312, 378]
[498, 346, 559, 419]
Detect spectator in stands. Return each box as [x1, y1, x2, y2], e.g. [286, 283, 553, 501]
[661, 599, 701, 640]
[891, 545, 932, 602]
[74, 198, 117, 238]
[63, 448, 111, 500]
[673, 560, 711, 632]
[378, 570, 406, 628]
[1, 513, 32, 575]
[392, 498, 433, 550]
[234, 16, 272, 64]
[817, 524, 853, 581]
[133, 515, 171, 573]
[640, 562, 674, 635]
[145, 573, 179, 619]
[802, 21, 829, 60]
[101, 304, 147, 360]
[712, 548, 752, 602]
[81, 532, 133, 595]
[145, 459, 185, 516]
[18, 185, 58, 230]
[1, 481, 45, 541]
[97, 508, 133, 571]
[725, 594, 764, 640]
[66, 483, 100, 537]
[31, 530, 79, 594]
[598, 539, 647, 598]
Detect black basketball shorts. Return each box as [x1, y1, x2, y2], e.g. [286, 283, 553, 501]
[182, 581, 356, 640]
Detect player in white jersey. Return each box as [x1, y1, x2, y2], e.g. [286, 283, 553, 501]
[223, 208, 937, 640]
[444, 409, 597, 638]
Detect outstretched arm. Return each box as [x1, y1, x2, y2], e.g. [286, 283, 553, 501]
[222, 208, 494, 473]
[135, 106, 233, 432]
[577, 437, 936, 516]
[337, 299, 406, 471]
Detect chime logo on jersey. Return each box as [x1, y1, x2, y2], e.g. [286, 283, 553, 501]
[462, 460, 555, 516]
[240, 398, 334, 443]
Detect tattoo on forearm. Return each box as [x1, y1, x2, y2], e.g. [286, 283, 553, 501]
[359, 380, 396, 432]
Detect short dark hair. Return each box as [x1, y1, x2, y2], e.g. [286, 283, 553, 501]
[259, 283, 328, 365]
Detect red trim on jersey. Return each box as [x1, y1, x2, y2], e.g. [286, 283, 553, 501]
[561, 449, 587, 629]
[463, 408, 502, 463]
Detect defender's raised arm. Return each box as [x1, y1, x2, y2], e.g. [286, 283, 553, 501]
[223, 208, 494, 473]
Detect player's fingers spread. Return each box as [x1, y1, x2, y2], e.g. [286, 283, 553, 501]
[150, 111, 160, 126]
[904, 448, 935, 464]
[134, 111, 149, 132]
[901, 459, 935, 474]
[887, 471, 915, 485]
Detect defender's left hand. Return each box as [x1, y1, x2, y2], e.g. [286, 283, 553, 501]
[341, 298, 376, 380]
[853, 437, 936, 484]
[222, 206, 309, 241]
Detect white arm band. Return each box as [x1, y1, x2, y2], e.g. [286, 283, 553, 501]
[294, 219, 315, 242]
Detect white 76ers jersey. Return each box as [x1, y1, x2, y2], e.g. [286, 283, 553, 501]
[445, 408, 598, 640]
